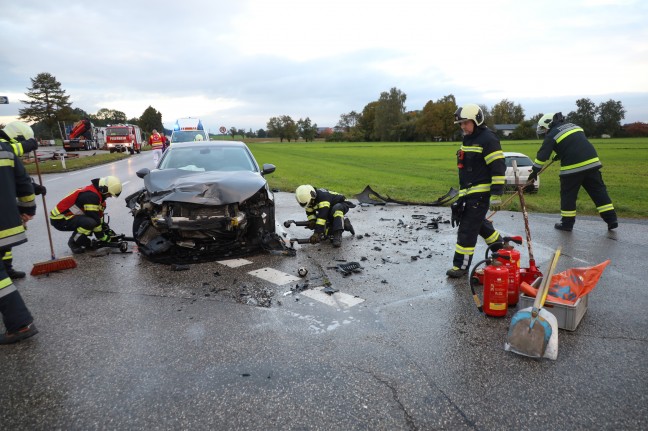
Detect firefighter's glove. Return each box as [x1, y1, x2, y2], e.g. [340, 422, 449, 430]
[307, 220, 316, 230]
[309, 233, 321, 244]
[489, 196, 502, 212]
[32, 181, 47, 196]
[450, 200, 464, 228]
[527, 167, 540, 183]
[21, 138, 39, 153]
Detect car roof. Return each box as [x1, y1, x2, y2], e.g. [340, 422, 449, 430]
[503, 152, 531, 158]
[169, 141, 249, 149]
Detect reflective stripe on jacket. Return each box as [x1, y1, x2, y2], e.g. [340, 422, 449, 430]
[51, 184, 104, 224]
[456, 126, 506, 198]
[0, 140, 35, 249]
[533, 122, 601, 176]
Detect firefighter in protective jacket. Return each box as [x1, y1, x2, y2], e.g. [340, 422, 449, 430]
[530, 112, 617, 231]
[0, 127, 38, 344]
[295, 185, 355, 248]
[0, 121, 46, 280]
[447, 104, 505, 278]
[50, 176, 122, 254]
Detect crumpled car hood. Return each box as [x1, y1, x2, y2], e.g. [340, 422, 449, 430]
[144, 169, 266, 205]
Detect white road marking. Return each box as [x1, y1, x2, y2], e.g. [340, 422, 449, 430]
[300, 287, 365, 308]
[217, 258, 253, 268]
[46, 176, 63, 182]
[248, 267, 300, 285]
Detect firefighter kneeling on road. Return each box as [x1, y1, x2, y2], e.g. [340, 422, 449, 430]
[295, 185, 355, 248]
[50, 176, 122, 254]
[447, 104, 505, 278]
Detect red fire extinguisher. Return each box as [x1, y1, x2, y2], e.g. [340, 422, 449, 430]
[469, 256, 509, 317]
[495, 236, 522, 306]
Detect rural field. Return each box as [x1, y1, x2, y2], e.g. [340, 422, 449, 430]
[248, 138, 648, 219]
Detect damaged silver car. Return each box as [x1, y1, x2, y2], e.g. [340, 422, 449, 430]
[125, 141, 291, 263]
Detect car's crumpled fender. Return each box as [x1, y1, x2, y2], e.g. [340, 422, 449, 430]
[144, 169, 267, 205]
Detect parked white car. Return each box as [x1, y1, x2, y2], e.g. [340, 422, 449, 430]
[504, 152, 539, 192]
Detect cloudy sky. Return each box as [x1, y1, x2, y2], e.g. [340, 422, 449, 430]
[1, 0, 647, 133]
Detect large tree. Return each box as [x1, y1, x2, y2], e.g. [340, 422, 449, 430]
[358, 101, 378, 141]
[297, 117, 318, 142]
[93, 108, 127, 125]
[139, 106, 163, 134]
[266, 115, 298, 142]
[596, 99, 625, 137]
[566, 98, 598, 136]
[19, 72, 72, 138]
[416, 94, 457, 141]
[373, 87, 406, 141]
[490, 99, 525, 125]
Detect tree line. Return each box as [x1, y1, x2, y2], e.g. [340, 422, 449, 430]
[15, 72, 165, 139]
[10, 72, 646, 142]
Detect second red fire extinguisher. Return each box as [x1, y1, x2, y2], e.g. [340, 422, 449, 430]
[469, 255, 510, 317]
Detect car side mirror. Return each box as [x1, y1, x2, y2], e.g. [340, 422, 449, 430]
[136, 168, 150, 179]
[261, 163, 276, 175]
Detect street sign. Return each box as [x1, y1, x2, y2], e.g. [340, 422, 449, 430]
[0, 96, 8, 104]
[219, 126, 227, 134]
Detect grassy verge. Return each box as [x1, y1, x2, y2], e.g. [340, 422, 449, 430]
[248, 138, 648, 219]
[20, 138, 648, 219]
[23, 152, 131, 175]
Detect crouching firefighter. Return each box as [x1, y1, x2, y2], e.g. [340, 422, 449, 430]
[447, 104, 505, 278]
[295, 185, 355, 248]
[50, 176, 122, 254]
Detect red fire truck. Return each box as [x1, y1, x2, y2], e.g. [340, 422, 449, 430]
[104, 124, 143, 154]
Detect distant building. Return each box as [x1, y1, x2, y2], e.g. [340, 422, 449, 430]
[494, 124, 519, 137]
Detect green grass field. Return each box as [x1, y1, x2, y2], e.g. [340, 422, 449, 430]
[248, 138, 648, 219]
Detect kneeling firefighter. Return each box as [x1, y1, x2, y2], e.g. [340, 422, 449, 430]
[50, 176, 122, 254]
[295, 185, 355, 248]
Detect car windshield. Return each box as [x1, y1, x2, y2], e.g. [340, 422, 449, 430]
[170, 131, 208, 143]
[505, 156, 533, 168]
[107, 127, 130, 136]
[158, 146, 257, 172]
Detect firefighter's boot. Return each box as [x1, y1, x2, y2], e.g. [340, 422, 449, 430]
[344, 218, 355, 236]
[446, 267, 468, 278]
[68, 232, 87, 254]
[331, 230, 343, 248]
[4, 260, 25, 280]
[7, 267, 26, 280]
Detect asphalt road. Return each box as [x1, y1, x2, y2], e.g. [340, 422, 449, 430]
[2, 152, 647, 430]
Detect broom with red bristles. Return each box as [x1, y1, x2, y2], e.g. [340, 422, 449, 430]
[30, 150, 77, 276]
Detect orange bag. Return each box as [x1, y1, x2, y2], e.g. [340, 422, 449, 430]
[519, 260, 610, 305]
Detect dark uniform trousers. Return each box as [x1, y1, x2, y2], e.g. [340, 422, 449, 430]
[51, 215, 101, 243]
[560, 168, 617, 226]
[0, 247, 32, 333]
[453, 194, 500, 270]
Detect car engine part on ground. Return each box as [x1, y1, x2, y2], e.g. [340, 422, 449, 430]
[354, 185, 458, 206]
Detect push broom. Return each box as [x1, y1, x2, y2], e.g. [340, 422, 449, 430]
[30, 150, 77, 275]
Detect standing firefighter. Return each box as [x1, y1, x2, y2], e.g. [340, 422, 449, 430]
[50, 176, 122, 254]
[447, 104, 505, 278]
[530, 112, 618, 231]
[0, 126, 38, 344]
[295, 185, 355, 248]
[0, 121, 46, 280]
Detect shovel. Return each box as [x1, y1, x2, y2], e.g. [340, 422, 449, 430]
[505, 248, 561, 360]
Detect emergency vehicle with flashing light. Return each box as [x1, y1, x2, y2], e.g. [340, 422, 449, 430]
[170, 117, 209, 143]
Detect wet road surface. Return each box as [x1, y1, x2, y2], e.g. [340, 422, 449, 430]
[2, 152, 647, 430]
